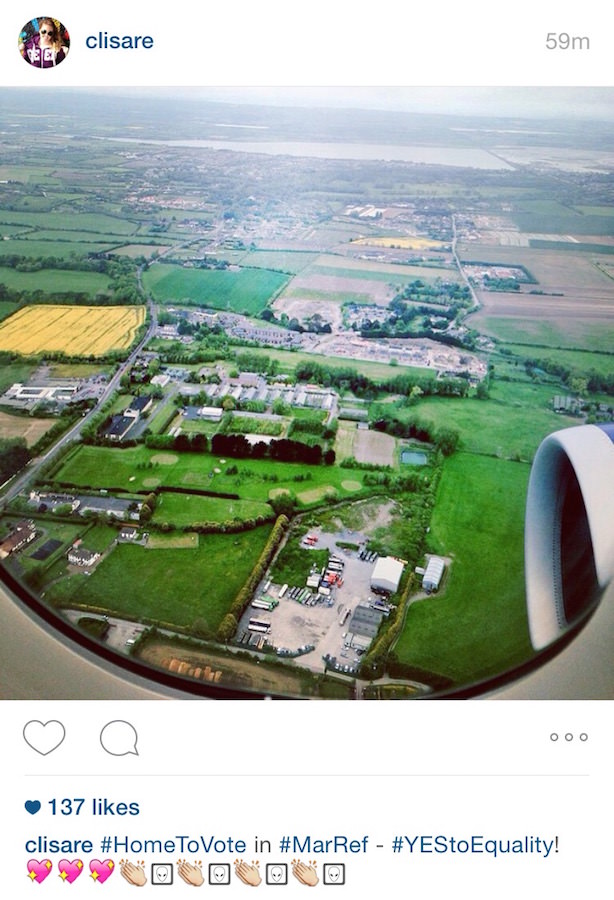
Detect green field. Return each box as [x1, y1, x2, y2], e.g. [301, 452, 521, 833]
[0, 301, 19, 322]
[307, 259, 457, 284]
[0, 240, 118, 259]
[394, 453, 533, 684]
[0, 210, 139, 234]
[152, 492, 272, 527]
[389, 380, 574, 460]
[0, 361, 37, 394]
[143, 265, 288, 315]
[502, 344, 614, 377]
[474, 315, 614, 353]
[44, 525, 274, 631]
[512, 200, 614, 236]
[240, 250, 320, 274]
[0, 267, 112, 296]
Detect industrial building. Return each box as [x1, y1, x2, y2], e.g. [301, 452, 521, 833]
[422, 556, 446, 593]
[370, 556, 404, 594]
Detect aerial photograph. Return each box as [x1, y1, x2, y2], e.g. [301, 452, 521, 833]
[0, 87, 612, 698]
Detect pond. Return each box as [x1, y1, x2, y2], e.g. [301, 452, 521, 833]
[401, 450, 428, 466]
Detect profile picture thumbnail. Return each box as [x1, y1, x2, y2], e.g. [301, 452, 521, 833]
[19, 17, 70, 69]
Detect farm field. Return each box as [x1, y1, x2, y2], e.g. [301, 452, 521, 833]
[501, 344, 614, 377]
[238, 250, 320, 274]
[0, 240, 119, 259]
[0, 411, 57, 446]
[0, 209, 139, 234]
[0, 268, 111, 296]
[142, 265, 288, 315]
[387, 380, 576, 460]
[459, 242, 614, 290]
[0, 301, 19, 322]
[394, 453, 532, 685]
[351, 236, 446, 250]
[306, 254, 458, 282]
[472, 312, 614, 352]
[44, 525, 274, 632]
[0, 304, 145, 356]
[111, 243, 170, 258]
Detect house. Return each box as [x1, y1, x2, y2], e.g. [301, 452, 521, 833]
[0, 520, 37, 559]
[67, 546, 100, 567]
[105, 415, 134, 442]
[119, 526, 138, 541]
[125, 395, 153, 418]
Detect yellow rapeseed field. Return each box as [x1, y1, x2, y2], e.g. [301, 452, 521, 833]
[351, 236, 445, 250]
[0, 305, 146, 356]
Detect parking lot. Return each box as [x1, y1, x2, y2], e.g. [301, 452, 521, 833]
[236, 529, 381, 675]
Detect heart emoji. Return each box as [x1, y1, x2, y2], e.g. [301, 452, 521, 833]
[27, 860, 53, 883]
[58, 860, 84, 884]
[89, 860, 115, 884]
[23, 720, 66, 756]
[25, 800, 41, 815]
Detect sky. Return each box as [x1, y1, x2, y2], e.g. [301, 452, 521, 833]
[85, 87, 614, 121]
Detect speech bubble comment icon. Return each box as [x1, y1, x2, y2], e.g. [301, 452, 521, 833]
[100, 720, 139, 756]
[23, 720, 66, 756]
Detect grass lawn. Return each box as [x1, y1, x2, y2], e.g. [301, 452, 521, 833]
[394, 453, 533, 685]
[44, 524, 274, 631]
[53, 445, 367, 504]
[152, 492, 272, 527]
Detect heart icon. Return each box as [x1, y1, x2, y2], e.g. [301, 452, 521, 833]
[58, 860, 84, 884]
[25, 800, 41, 815]
[89, 860, 115, 884]
[23, 720, 66, 756]
[27, 860, 52, 883]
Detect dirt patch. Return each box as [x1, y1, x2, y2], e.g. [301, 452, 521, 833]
[139, 640, 307, 694]
[297, 485, 335, 504]
[354, 428, 395, 466]
[269, 488, 291, 499]
[142, 477, 161, 488]
[146, 533, 199, 549]
[321, 497, 398, 535]
[272, 295, 344, 330]
[341, 480, 362, 491]
[150, 453, 178, 465]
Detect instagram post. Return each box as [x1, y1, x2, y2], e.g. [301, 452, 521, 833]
[0, 2, 611, 897]
[0, 4, 612, 701]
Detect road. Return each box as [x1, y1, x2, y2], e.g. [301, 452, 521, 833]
[0, 278, 157, 506]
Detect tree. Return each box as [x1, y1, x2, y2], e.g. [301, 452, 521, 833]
[217, 612, 237, 642]
[434, 427, 460, 456]
[569, 376, 588, 397]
